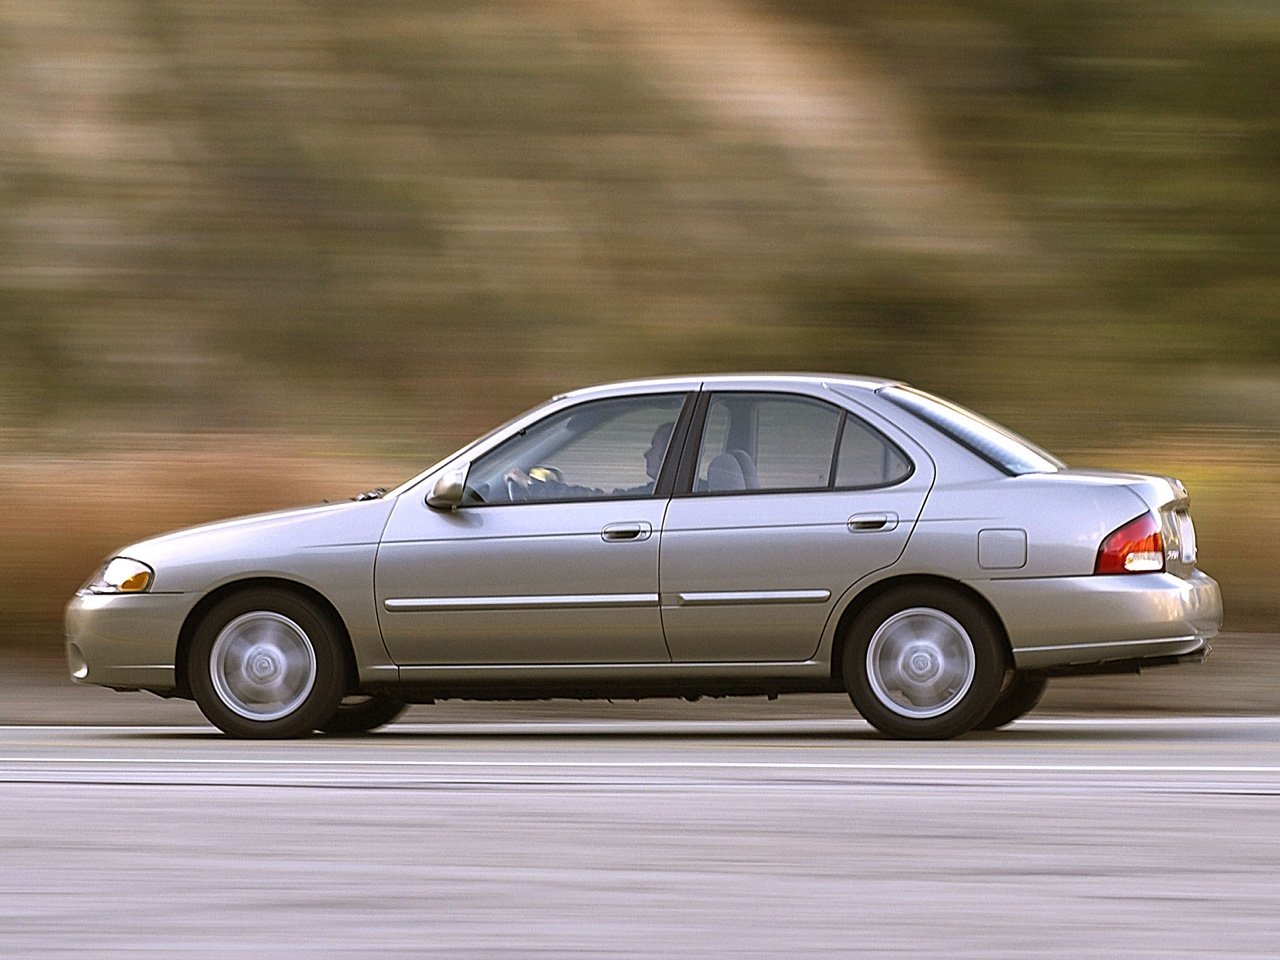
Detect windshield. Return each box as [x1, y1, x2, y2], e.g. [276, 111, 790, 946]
[882, 385, 1065, 475]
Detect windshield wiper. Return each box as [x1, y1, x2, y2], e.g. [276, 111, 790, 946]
[352, 487, 388, 502]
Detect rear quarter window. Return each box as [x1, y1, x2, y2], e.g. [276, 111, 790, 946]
[882, 385, 1064, 476]
[835, 417, 912, 487]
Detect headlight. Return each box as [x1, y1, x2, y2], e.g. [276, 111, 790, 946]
[85, 557, 154, 594]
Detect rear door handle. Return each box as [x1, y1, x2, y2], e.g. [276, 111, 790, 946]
[848, 512, 898, 533]
[601, 521, 653, 542]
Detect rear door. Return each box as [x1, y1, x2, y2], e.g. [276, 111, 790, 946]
[659, 386, 934, 662]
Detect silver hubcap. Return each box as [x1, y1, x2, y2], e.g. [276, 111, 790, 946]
[210, 611, 317, 721]
[866, 607, 976, 719]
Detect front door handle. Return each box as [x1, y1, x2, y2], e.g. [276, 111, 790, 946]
[601, 521, 653, 542]
[848, 512, 899, 533]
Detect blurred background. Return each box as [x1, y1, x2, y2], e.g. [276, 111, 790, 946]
[2, 0, 1278, 655]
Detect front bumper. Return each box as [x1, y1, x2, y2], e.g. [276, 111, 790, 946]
[64, 591, 194, 692]
[978, 569, 1223, 671]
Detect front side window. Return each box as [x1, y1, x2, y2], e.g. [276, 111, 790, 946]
[465, 394, 686, 504]
[691, 392, 912, 494]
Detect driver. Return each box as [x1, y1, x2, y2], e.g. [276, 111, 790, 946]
[504, 421, 675, 500]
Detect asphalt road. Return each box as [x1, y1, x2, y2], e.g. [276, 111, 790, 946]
[3, 716, 1279, 959]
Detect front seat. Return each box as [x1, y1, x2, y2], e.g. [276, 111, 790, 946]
[706, 452, 747, 492]
[726, 449, 760, 489]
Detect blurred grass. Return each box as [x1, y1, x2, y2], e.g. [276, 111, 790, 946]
[1, 0, 1278, 648]
[2, 428, 1273, 652]
[0, 437, 414, 648]
[1064, 429, 1280, 630]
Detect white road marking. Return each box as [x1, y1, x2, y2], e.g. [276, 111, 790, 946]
[2, 716, 1278, 787]
[0, 725, 213, 733]
[1015, 715, 1280, 726]
[1, 757, 1278, 774]
[2, 715, 1279, 734]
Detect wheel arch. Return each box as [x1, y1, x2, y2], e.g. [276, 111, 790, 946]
[828, 574, 1012, 685]
[174, 577, 358, 699]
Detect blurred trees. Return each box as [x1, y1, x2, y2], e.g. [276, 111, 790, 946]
[1, 0, 1273, 451]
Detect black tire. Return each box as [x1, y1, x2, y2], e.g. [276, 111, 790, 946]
[188, 589, 347, 739]
[319, 695, 409, 735]
[842, 587, 1009, 740]
[975, 672, 1049, 730]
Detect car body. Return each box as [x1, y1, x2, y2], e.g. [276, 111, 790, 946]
[66, 374, 1223, 738]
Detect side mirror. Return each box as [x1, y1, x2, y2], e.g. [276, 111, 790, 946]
[426, 465, 468, 510]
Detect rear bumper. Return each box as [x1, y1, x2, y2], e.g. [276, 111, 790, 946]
[1037, 645, 1209, 678]
[977, 569, 1222, 671]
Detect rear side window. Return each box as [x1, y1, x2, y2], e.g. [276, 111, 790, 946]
[692, 393, 911, 494]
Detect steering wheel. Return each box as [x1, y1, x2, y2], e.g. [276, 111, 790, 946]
[505, 475, 530, 502]
[505, 465, 564, 502]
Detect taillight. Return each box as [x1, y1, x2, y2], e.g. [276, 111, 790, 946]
[1095, 513, 1165, 575]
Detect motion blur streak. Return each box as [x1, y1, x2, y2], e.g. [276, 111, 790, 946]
[0, 11, 1277, 664]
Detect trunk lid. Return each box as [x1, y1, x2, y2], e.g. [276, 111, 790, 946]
[1058, 469, 1199, 578]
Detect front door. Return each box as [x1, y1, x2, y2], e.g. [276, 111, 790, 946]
[375, 392, 689, 665]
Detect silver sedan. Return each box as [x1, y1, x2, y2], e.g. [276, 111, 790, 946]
[66, 375, 1223, 739]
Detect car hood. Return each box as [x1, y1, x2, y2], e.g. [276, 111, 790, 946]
[113, 497, 397, 593]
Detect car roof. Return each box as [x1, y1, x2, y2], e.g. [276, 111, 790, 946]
[554, 373, 902, 402]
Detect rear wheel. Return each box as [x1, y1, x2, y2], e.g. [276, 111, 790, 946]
[188, 589, 347, 739]
[320, 694, 409, 735]
[843, 587, 1008, 740]
[975, 672, 1049, 730]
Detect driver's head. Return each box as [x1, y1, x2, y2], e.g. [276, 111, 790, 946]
[644, 421, 676, 480]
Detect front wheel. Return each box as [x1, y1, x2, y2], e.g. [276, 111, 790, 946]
[188, 589, 347, 739]
[843, 588, 1008, 740]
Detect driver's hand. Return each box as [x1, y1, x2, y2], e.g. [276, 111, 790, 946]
[504, 467, 531, 488]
